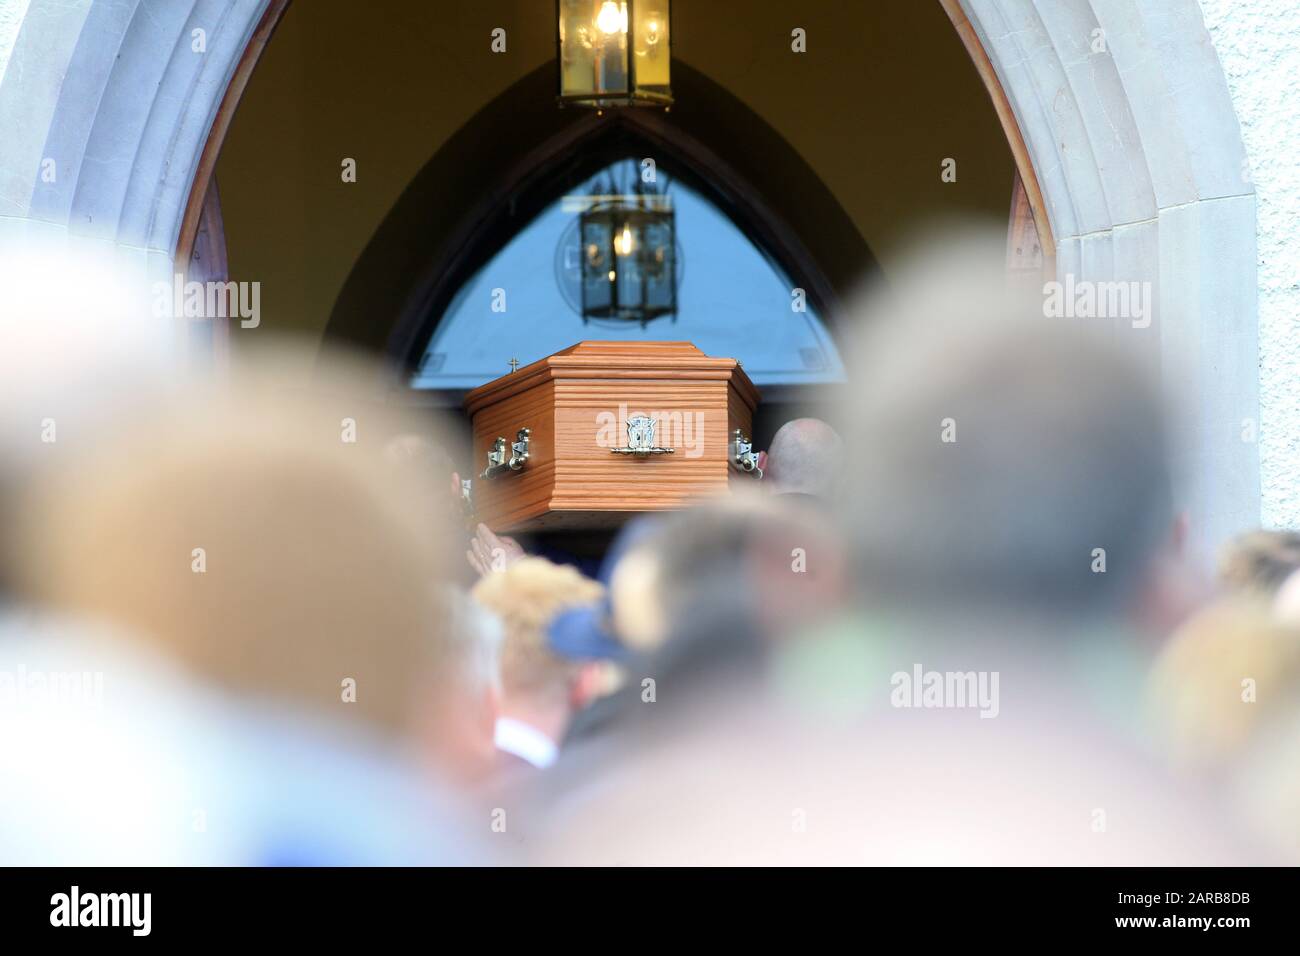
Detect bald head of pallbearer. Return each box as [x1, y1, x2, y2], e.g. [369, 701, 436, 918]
[762, 417, 844, 501]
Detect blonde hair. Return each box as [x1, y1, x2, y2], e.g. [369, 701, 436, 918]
[15, 344, 454, 739]
[1146, 599, 1300, 772]
[471, 557, 603, 701]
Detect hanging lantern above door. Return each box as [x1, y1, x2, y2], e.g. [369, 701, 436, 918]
[557, 0, 672, 108]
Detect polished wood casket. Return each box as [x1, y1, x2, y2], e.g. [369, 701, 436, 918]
[463, 341, 762, 531]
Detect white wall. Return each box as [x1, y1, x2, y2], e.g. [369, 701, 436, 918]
[0, 0, 32, 90]
[1200, 0, 1300, 530]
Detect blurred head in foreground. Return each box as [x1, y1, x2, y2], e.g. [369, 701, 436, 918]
[3, 340, 478, 862]
[1146, 598, 1300, 861]
[545, 492, 848, 761]
[16, 345, 454, 740]
[1147, 598, 1300, 774]
[842, 259, 1173, 631]
[662, 491, 848, 644]
[471, 557, 607, 770]
[536, 230, 1255, 865]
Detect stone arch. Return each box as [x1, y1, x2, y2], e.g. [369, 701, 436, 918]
[0, 0, 287, 283]
[0, 0, 1258, 559]
[322, 60, 878, 371]
[948, 0, 1259, 561]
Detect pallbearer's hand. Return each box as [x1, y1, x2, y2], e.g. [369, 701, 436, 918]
[466, 522, 525, 576]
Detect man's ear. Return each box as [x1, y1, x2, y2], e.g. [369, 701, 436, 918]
[569, 662, 605, 709]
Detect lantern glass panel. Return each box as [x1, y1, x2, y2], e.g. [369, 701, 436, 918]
[559, 0, 671, 106]
[559, 0, 629, 103]
[639, 213, 675, 316]
[630, 2, 670, 97]
[580, 214, 615, 316]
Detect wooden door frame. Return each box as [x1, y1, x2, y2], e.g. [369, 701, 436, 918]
[174, 0, 292, 269]
[939, 0, 1056, 276]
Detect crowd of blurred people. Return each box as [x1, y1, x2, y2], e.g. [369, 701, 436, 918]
[3, 236, 1299, 865]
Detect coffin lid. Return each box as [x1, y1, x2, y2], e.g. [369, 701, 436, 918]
[463, 341, 761, 416]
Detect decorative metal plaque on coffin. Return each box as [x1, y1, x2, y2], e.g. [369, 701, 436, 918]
[610, 415, 674, 455]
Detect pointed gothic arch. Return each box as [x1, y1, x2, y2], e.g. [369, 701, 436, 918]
[322, 60, 878, 373]
[0, 0, 1261, 560]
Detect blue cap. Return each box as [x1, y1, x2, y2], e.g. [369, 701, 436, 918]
[544, 515, 664, 662]
[547, 604, 629, 662]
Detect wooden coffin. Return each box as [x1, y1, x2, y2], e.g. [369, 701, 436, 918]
[463, 341, 762, 531]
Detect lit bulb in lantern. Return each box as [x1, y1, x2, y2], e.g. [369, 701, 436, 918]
[614, 224, 634, 256]
[596, 1, 627, 35]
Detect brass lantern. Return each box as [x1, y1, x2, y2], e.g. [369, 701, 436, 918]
[558, 0, 672, 108]
[579, 191, 675, 325]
